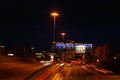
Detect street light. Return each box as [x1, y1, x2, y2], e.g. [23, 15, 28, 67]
[31, 47, 35, 57]
[60, 32, 66, 42]
[51, 12, 59, 43]
[51, 12, 59, 52]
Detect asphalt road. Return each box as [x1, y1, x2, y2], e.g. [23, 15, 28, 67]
[60, 64, 95, 80]
[33, 62, 120, 80]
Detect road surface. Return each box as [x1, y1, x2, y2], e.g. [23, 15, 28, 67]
[33, 62, 120, 80]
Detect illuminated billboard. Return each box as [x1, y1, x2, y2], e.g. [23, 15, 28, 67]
[65, 43, 74, 49]
[56, 42, 65, 49]
[75, 45, 86, 53]
[74, 43, 83, 47]
[84, 44, 92, 50]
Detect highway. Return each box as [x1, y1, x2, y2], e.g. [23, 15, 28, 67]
[32, 61, 119, 80]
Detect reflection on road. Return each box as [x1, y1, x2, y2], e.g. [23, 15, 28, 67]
[33, 62, 114, 80]
[34, 63, 64, 80]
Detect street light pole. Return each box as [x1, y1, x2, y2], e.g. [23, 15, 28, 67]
[60, 32, 66, 42]
[53, 15, 56, 43]
[51, 12, 59, 43]
[60, 32, 66, 62]
[51, 12, 59, 52]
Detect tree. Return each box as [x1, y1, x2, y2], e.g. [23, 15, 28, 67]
[94, 41, 117, 64]
[105, 41, 116, 63]
[101, 44, 109, 61]
[94, 46, 102, 59]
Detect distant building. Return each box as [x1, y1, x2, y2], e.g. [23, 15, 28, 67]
[0, 45, 5, 56]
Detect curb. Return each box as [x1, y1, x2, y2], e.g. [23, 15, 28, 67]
[95, 68, 113, 74]
[86, 64, 113, 74]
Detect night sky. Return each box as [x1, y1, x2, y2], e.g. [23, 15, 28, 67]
[0, 0, 120, 51]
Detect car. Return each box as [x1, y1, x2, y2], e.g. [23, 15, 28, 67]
[77, 60, 85, 65]
[66, 60, 72, 66]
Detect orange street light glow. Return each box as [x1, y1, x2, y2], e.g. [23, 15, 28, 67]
[61, 32, 66, 36]
[51, 12, 59, 16]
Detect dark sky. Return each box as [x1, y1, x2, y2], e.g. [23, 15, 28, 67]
[0, 0, 120, 51]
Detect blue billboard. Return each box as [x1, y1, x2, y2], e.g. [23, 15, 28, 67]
[65, 43, 74, 49]
[84, 44, 92, 50]
[56, 42, 65, 49]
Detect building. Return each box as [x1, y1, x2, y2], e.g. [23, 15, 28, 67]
[0, 45, 5, 56]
